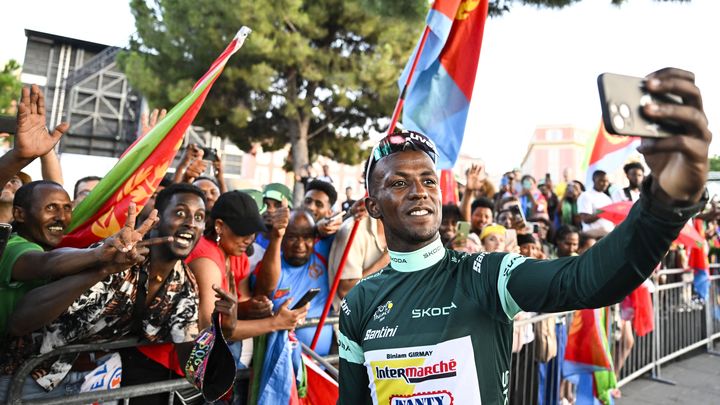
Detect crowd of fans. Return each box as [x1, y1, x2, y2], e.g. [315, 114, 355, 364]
[1, 85, 718, 404]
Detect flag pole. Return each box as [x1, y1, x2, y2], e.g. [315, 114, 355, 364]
[310, 25, 432, 350]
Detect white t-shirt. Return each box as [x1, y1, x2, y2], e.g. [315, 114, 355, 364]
[577, 189, 615, 234]
[328, 216, 386, 310]
[611, 187, 641, 203]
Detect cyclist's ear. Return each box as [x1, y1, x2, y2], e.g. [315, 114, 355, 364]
[365, 196, 382, 220]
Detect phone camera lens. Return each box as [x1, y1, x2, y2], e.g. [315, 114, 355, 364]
[612, 114, 625, 130]
[609, 103, 619, 114]
[619, 104, 631, 118]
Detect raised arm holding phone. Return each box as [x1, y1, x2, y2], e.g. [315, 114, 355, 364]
[338, 68, 711, 405]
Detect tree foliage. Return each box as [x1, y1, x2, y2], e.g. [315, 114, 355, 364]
[710, 155, 720, 172]
[362, 0, 691, 18]
[120, 0, 691, 200]
[120, 0, 420, 200]
[0, 60, 22, 115]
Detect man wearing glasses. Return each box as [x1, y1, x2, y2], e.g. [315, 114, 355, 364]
[337, 68, 711, 404]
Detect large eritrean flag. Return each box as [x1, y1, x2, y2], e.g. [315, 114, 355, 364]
[400, 0, 490, 169]
[59, 29, 251, 248]
[583, 121, 640, 188]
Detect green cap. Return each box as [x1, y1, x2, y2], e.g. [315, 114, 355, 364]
[239, 189, 266, 214]
[262, 183, 293, 208]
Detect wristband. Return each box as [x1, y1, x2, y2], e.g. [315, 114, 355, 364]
[640, 176, 708, 222]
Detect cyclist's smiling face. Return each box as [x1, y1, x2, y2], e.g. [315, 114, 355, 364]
[366, 150, 441, 252]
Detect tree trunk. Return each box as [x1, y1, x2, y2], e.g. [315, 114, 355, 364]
[290, 117, 311, 207]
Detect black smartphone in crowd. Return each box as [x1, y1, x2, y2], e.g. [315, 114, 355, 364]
[291, 288, 321, 310]
[508, 204, 526, 228]
[598, 73, 684, 138]
[200, 146, 219, 162]
[0, 223, 12, 259]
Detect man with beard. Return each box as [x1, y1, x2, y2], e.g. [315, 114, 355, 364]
[257, 210, 335, 355]
[337, 68, 712, 405]
[304, 179, 342, 238]
[0, 181, 155, 336]
[612, 162, 645, 203]
[0, 184, 228, 402]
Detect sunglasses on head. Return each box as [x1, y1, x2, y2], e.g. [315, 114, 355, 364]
[365, 130, 439, 190]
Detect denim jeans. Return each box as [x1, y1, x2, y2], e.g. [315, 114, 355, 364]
[0, 371, 88, 402]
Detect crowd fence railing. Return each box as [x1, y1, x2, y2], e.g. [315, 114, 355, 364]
[6, 319, 340, 405]
[507, 266, 720, 403]
[6, 268, 720, 404]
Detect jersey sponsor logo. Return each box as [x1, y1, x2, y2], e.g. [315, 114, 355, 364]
[308, 262, 324, 279]
[390, 390, 454, 405]
[391, 256, 408, 264]
[375, 359, 457, 384]
[364, 325, 398, 341]
[472, 252, 486, 274]
[423, 244, 443, 259]
[364, 337, 481, 404]
[341, 298, 351, 316]
[501, 369, 510, 403]
[411, 302, 457, 318]
[503, 253, 524, 277]
[373, 300, 394, 321]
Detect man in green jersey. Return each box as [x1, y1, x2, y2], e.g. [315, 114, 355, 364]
[338, 68, 712, 404]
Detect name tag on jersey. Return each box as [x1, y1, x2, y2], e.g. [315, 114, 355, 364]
[363, 336, 482, 404]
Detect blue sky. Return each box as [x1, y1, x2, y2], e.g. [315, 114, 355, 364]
[3, 0, 718, 175]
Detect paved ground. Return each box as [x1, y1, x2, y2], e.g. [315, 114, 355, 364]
[617, 351, 720, 404]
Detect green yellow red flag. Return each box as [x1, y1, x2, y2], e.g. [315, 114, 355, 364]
[60, 27, 251, 247]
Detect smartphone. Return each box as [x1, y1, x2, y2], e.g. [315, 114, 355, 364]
[456, 221, 470, 244]
[508, 204, 526, 228]
[0, 223, 11, 259]
[0, 117, 14, 134]
[527, 221, 540, 234]
[598, 73, 683, 138]
[291, 288, 321, 310]
[200, 146, 219, 162]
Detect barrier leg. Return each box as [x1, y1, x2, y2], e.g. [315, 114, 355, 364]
[707, 276, 720, 356]
[647, 286, 676, 386]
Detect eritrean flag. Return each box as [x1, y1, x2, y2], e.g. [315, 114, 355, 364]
[440, 169, 458, 204]
[564, 308, 617, 405]
[583, 121, 640, 189]
[400, 0, 490, 169]
[59, 28, 251, 248]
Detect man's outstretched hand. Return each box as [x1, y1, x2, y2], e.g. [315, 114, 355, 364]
[637, 68, 711, 204]
[13, 85, 69, 160]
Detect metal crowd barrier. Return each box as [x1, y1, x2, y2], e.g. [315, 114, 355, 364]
[6, 317, 340, 405]
[506, 267, 720, 403]
[7, 270, 720, 404]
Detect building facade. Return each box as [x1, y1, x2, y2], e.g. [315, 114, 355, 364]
[521, 125, 592, 184]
